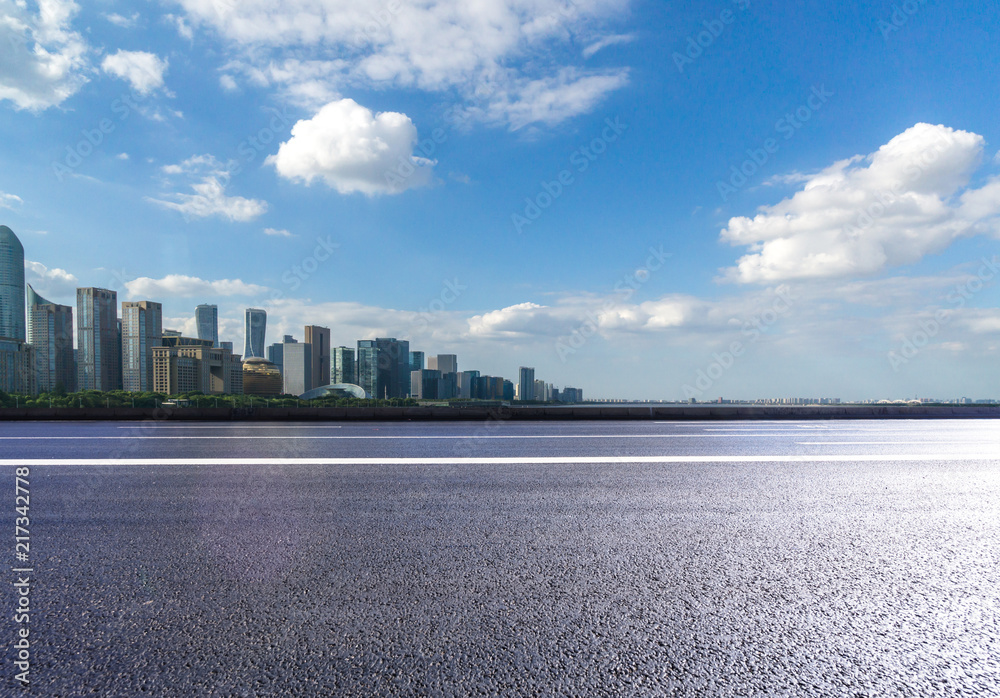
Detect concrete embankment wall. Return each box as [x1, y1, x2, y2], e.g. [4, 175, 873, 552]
[0, 405, 997, 421]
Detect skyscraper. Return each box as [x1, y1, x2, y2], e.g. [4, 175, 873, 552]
[427, 354, 458, 374]
[0, 225, 25, 342]
[29, 295, 74, 393]
[77, 288, 121, 391]
[26, 284, 53, 345]
[243, 308, 266, 359]
[333, 346, 356, 385]
[195, 304, 219, 347]
[374, 337, 410, 399]
[517, 366, 535, 401]
[409, 351, 425, 373]
[356, 340, 380, 397]
[304, 325, 330, 389]
[121, 300, 163, 392]
[282, 341, 313, 396]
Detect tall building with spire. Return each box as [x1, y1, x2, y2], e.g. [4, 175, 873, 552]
[0, 225, 25, 342]
[243, 308, 266, 359]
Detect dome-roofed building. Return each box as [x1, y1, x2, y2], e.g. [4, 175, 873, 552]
[299, 383, 369, 401]
[242, 356, 283, 395]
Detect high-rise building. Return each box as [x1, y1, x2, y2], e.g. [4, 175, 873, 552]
[0, 338, 33, 394]
[333, 346, 356, 384]
[374, 337, 410, 399]
[29, 298, 74, 393]
[220, 341, 233, 354]
[502, 380, 514, 401]
[267, 335, 296, 374]
[282, 341, 312, 396]
[152, 344, 243, 395]
[517, 367, 535, 401]
[459, 370, 480, 399]
[195, 304, 219, 347]
[534, 379, 548, 402]
[121, 301, 163, 392]
[77, 288, 121, 391]
[409, 351, 425, 373]
[26, 284, 53, 345]
[0, 225, 25, 342]
[410, 369, 441, 399]
[356, 340, 380, 397]
[304, 325, 330, 389]
[428, 354, 458, 374]
[243, 308, 267, 359]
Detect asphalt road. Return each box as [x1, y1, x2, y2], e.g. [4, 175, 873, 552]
[2, 420, 999, 696]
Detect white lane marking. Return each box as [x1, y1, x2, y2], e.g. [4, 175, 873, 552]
[0, 434, 909, 440]
[117, 425, 343, 429]
[798, 441, 1000, 445]
[2, 455, 997, 466]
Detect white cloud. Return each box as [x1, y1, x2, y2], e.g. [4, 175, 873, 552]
[267, 98, 434, 195]
[219, 74, 238, 92]
[172, 0, 632, 129]
[147, 155, 269, 221]
[116, 153, 129, 160]
[582, 33, 635, 58]
[482, 68, 630, 131]
[0, 0, 89, 111]
[0, 191, 22, 209]
[101, 50, 169, 95]
[24, 260, 78, 297]
[124, 275, 269, 299]
[720, 123, 1000, 283]
[104, 12, 138, 28]
[263, 227, 294, 237]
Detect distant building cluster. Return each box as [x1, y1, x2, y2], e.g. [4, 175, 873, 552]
[0, 225, 583, 401]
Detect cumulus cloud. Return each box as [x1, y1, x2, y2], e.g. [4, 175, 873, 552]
[101, 50, 169, 95]
[146, 155, 269, 221]
[720, 123, 1000, 283]
[24, 260, 78, 297]
[0, 0, 89, 111]
[124, 275, 269, 299]
[172, 0, 632, 129]
[267, 98, 434, 195]
[0, 191, 22, 209]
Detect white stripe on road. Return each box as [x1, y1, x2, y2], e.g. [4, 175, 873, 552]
[117, 425, 343, 429]
[0, 434, 943, 440]
[2, 455, 997, 466]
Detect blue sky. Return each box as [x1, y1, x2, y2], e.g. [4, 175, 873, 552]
[1, 0, 998, 400]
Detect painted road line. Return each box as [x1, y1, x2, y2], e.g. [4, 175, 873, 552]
[0, 434, 879, 440]
[2, 455, 998, 466]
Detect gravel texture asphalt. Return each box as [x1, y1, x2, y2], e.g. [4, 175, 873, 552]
[3, 421, 999, 696]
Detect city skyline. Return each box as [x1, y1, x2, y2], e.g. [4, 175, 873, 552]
[1, 4, 998, 399]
